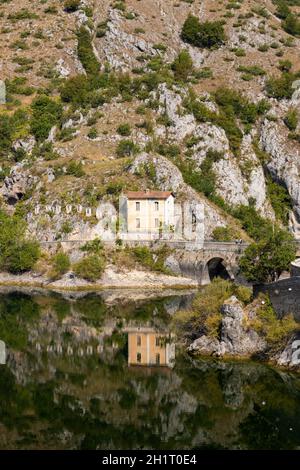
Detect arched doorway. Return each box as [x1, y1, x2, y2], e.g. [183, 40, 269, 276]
[207, 257, 231, 281]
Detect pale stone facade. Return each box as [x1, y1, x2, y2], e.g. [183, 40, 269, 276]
[119, 190, 205, 244]
[120, 191, 175, 241]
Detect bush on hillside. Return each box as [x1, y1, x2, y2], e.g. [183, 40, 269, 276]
[77, 26, 100, 77]
[116, 139, 139, 157]
[181, 15, 225, 49]
[265, 72, 295, 99]
[74, 254, 105, 282]
[30, 95, 62, 140]
[171, 50, 194, 80]
[51, 251, 70, 278]
[64, 0, 80, 13]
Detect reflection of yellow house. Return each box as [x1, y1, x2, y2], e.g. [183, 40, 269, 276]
[126, 328, 175, 368]
[123, 191, 175, 240]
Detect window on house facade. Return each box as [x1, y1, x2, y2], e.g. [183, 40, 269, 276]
[155, 201, 159, 211]
[155, 353, 160, 365]
[137, 335, 141, 346]
[136, 218, 140, 228]
[155, 218, 159, 228]
[137, 353, 141, 363]
[136, 201, 140, 211]
[155, 337, 160, 347]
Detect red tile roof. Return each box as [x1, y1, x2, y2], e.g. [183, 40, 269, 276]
[125, 191, 174, 200]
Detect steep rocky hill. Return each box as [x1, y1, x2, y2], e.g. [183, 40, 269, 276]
[1, 0, 300, 244]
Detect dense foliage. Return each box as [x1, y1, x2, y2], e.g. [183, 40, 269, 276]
[30, 96, 63, 141]
[239, 228, 296, 283]
[181, 15, 225, 48]
[173, 279, 252, 339]
[0, 210, 40, 274]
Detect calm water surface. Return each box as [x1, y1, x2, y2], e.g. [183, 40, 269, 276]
[1, 289, 300, 450]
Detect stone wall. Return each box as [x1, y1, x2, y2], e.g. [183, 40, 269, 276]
[255, 277, 300, 321]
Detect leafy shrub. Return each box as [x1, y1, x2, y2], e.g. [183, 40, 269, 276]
[80, 238, 103, 254]
[30, 95, 63, 140]
[275, 1, 290, 19]
[212, 226, 241, 241]
[64, 0, 80, 12]
[250, 295, 298, 347]
[52, 251, 70, 278]
[74, 254, 105, 282]
[181, 15, 225, 48]
[278, 59, 292, 72]
[171, 49, 194, 80]
[265, 72, 295, 99]
[77, 26, 100, 77]
[283, 13, 300, 36]
[116, 139, 139, 157]
[173, 279, 251, 339]
[0, 210, 40, 274]
[232, 204, 274, 241]
[87, 127, 98, 139]
[0, 115, 13, 155]
[60, 75, 91, 104]
[265, 175, 293, 225]
[178, 149, 223, 200]
[284, 107, 298, 130]
[117, 123, 131, 136]
[66, 161, 85, 177]
[130, 245, 170, 273]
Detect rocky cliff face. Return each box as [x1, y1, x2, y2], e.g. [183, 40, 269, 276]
[0, 0, 300, 244]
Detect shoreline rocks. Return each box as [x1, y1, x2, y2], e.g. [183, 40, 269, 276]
[188, 296, 267, 358]
[0, 267, 198, 292]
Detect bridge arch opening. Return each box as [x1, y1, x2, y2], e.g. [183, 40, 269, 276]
[207, 257, 231, 281]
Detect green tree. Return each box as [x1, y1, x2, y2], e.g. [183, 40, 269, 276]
[239, 228, 296, 283]
[0, 210, 40, 274]
[30, 95, 62, 140]
[171, 50, 194, 81]
[52, 251, 70, 277]
[0, 115, 13, 155]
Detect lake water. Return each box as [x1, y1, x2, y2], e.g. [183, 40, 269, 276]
[1, 289, 300, 450]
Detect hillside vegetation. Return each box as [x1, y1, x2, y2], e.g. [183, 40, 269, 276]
[0, 0, 300, 277]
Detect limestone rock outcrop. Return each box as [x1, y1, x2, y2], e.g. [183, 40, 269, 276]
[188, 296, 266, 358]
[0, 166, 38, 205]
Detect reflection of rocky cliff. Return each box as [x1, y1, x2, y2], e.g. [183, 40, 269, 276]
[2, 292, 300, 450]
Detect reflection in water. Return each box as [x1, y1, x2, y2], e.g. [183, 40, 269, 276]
[0, 340, 6, 365]
[1, 290, 300, 450]
[126, 328, 175, 368]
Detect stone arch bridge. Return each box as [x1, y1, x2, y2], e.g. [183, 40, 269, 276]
[170, 241, 248, 285]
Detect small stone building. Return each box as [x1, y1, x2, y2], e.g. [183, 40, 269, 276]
[120, 190, 175, 240]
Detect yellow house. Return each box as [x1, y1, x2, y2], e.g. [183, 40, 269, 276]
[127, 328, 175, 368]
[122, 190, 175, 240]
